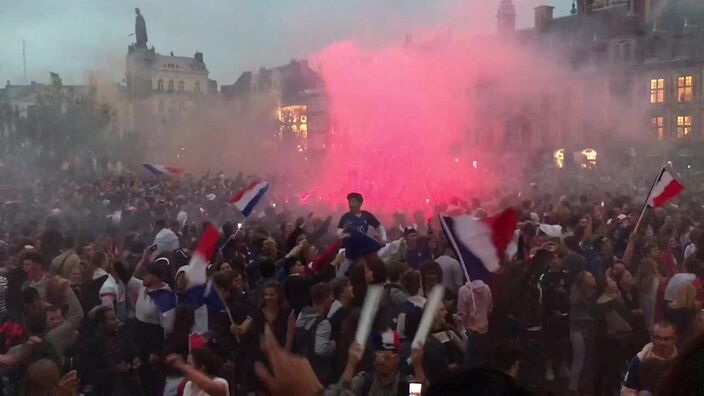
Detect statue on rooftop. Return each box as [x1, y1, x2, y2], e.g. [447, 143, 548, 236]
[135, 8, 148, 48]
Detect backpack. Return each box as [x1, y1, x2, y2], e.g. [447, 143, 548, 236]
[293, 316, 330, 383]
[293, 316, 325, 358]
[383, 283, 405, 320]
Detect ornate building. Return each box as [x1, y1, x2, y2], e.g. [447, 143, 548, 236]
[474, 0, 704, 168]
[118, 8, 217, 142]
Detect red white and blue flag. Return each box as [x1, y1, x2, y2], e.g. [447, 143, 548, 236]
[230, 181, 269, 217]
[647, 168, 684, 208]
[440, 209, 517, 282]
[142, 163, 185, 177]
[183, 223, 220, 288]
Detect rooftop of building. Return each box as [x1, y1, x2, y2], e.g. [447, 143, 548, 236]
[152, 53, 208, 73]
[222, 59, 321, 105]
[0, 81, 91, 102]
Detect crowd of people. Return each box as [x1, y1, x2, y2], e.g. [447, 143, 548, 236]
[0, 167, 703, 396]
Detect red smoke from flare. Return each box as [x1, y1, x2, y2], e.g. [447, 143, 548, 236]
[311, 38, 518, 213]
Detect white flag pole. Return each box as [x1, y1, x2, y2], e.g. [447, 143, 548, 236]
[439, 215, 476, 312]
[354, 284, 383, 351]
[634, 166, 665, 234]
[411, 285, 445, 350]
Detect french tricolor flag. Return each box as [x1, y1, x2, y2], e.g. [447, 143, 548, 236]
[230, 181, 269, 217]
[647, 167, 684, 208]
[440, 209, 517, 282]
[142, 163, 185, 177]
[183, 223, 220, 288]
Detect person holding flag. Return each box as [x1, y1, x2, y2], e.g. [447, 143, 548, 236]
[230, 180, 269, 218]
[624, 166, 685, 266]
[337, 193, 387, 244]
[439, 208, 517, 368]
[631, 166, 685, 234]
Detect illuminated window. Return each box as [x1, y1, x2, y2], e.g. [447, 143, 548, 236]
[194, 82, 200, 94]
[581, 148, 598, 168]
[168, 80, 174, 92]
[651, 116, 664, 140]
[157, 79, 163, 91]
[650, 78, 664, 103]
[178, 81, 184, 92]
[678, 76, 693, 102]
[553, 148, 565, 169]
[677, 115, 692, 138]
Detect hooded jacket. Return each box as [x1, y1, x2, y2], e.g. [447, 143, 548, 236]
[296, 306, 336, 358]
[153, 227, 179, 258]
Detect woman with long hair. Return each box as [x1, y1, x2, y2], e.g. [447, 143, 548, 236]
[635, 257, 660, 332]
[258, 281, 295, 351]
[593, 276, 633, 396]
[425, 235, 444, 260]
[213, 261, 233, 274]
[569, 270, 596, 395]
[349, 261, 373, 309]
[658, 235, 679, 278]
[60, 261, 84, 300]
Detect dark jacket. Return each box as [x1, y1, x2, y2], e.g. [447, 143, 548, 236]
[285, 264, 335, 314]
[76, 329, 139, 395]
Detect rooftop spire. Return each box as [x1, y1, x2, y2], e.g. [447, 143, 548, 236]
[497, 0, 517, 35]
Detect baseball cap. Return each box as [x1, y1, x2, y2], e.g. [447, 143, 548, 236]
[370, 329, 401, 353]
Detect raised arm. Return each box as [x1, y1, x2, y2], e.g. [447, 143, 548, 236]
[168, 355, 228, 396]
[309, 239, 342, 273]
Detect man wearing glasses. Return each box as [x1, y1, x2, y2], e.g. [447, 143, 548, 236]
[332, 329, 426, 396]
[621, 321, 678, 396]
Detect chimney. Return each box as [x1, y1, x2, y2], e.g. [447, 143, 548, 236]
[194, 51, 203, 63]
[497, 0, 517, 36]
[534, 5, 555, 32]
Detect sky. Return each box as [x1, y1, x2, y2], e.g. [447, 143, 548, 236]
[0, 0, 574, 86]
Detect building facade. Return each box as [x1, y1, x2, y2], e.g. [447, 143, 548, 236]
[221, 59, 327, 156]
[478, 0, 704, 168]
[116, 9, 217, 144]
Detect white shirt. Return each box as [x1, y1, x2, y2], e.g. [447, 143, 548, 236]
[435, 255, 464, 295]
[183, 377, 229, 396]
[127, 277, 175, 334]
[27, 274, 49, 299]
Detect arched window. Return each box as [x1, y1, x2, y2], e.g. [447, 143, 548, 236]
[157, 79, 163, 91]
[194, 81, 200, 94]
[178, 81, 184, 92]
[168, 80, 174, 93]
